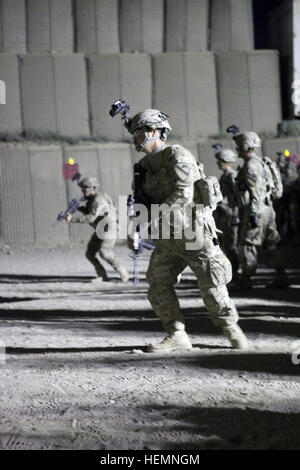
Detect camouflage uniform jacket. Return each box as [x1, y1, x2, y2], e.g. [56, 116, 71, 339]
[218, 167, 239, 217]
[71, 192, 116, 229]
[235, 152, 268, 214]
[137, 143, 217, 240]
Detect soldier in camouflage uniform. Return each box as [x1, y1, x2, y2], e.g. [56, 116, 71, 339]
[231, 131, 288, 289]
[213, 145, 239, 280]
[126, 109, 248, 351]
[66, 177, 129, 283]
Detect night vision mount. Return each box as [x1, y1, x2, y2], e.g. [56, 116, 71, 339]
[212, 143, 223, 151]
[109, 99, 132, 131]
[226, 125, 240, 138]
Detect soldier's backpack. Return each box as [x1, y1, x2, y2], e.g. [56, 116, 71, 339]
[194, 162, 223, 209]
[262, 156, 283, 200]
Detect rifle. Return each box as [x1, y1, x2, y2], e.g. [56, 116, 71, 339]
[127, 194, 155, 285]
[53, 196, 86, 226]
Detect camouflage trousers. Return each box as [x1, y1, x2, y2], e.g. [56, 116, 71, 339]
[214, 206, 239, 276]
[146, 238, 239, 333]
[86, 232, 124, 280]
[239, 205, 281, 276]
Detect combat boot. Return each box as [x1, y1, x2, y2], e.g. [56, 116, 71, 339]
[222, 324, 248, 350]
[91, 275, 108, 283]
[147, 330, 193, 353]
[117, 265, 129, 283]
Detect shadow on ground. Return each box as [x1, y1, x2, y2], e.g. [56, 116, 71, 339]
[139, 404, 300, 450]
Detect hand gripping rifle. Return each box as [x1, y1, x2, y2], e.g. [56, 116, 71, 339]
[53, 167, 87, 226]
[56, 196, 86, 223]
[127, 195, 155, 286]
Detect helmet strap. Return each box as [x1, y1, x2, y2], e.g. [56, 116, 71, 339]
[137, 131, 161, 152]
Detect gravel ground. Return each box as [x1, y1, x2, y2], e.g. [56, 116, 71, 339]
[0, 245, 299, 450]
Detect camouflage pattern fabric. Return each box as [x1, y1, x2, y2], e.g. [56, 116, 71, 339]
[236, 152, 282, 276]
[137, 143, 239, 332]
[71, 191, 126, 279]
[214, 167, 239, 275]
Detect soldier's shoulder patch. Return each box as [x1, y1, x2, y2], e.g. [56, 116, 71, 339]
[174, 161, 191, 181]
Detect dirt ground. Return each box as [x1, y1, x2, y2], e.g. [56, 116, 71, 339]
[0, 244, 299, 450]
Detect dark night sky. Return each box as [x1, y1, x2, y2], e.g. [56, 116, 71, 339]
[253, 0, 284, 48]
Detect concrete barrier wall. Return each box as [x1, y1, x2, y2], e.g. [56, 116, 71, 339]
[0, 0, 26, 53]
[216, 51, 282, 136]
[0, 145, 35, 244]
[20, 54, 89, 136]
[27, 0, 73, 53]
[2, 138, 299, 246]
[247, 51, 282, 136]
[75, 0, 119, 53]
[0, 54, 22, 133]
[0, 142, 133, 245]
[119, 0, 163, 53]
[211, 0, 254, 51]
[97, 143, 132, 205]
[152, 52, 219, 139]
[29, 145, 69, 243]
[165, 0, 208, 52]
[88, 53, 151, 140]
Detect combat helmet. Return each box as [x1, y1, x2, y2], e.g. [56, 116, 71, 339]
[212, 144, 237, 163]
[127, 109, 172, 151]
[79, 177, 99, 189]
[234, 132, 261, 151]
[227, 125, 261, 152]
[129, 109, 171, 135]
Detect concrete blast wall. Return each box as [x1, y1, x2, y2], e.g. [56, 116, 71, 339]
[216, 51, 282, 136]
[75, 0, 119, 54]
[0, 54, 22, 132]
[165, 0, 208, 52]
[0, 144, 69, 244]
[27, 0, 73, 53]
[211, 0, 254, 51]
[0, 143, 133, 245]
[20, 54, 89, 136]
[119, 0, 164, 53]
[88, 53, 151, 140]
[28, 145, 69, 243]
[0, 145, 35, 244]
[152, 52, 219, 139]
[0, 0, 26, 53]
